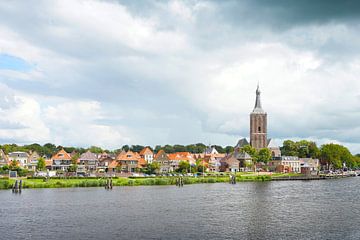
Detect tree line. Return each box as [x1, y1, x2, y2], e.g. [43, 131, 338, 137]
[281, 140, 360, 169]
[0, 142, 235, 157]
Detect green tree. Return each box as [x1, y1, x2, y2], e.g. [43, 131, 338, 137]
[177, 161, 190, 173]
[36, 157, 46, 171]
[163, 145, 175, 153]
[173, 144, 186, 152]
[88, 146, 103, 154]
[122, 145, 130, 152]
[258, 148, 272, 164]
[225, 146, 234, 154]
[240, 145, 258, 161]
[213, 145, 225, 154]
[280, 140, 298, 156]
[320, 143, 353, 169]
[147, 162, 160, 174]
[9, 160, 18, 170]
[154, 145, 162, 153]
[130, 145, 144, 153]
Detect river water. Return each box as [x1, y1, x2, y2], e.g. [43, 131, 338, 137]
[0, 177, 359, 240]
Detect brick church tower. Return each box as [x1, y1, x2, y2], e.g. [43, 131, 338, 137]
[250, 84, 267, 149]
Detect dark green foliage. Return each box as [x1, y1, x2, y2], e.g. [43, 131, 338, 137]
[281, 140, 320, 158]
[320, 143, 353, 169]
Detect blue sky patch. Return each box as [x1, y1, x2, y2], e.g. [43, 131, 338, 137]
[0, 54, 32, 71]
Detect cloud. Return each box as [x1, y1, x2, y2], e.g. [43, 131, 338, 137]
[0, 0, 360, 153]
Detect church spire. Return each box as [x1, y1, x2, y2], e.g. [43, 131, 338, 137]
[253, 84, 264, 113]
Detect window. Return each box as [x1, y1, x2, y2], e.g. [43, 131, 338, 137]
[258, 126, 261, 132]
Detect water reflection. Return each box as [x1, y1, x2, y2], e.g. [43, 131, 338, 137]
[0, 178, 359, 240]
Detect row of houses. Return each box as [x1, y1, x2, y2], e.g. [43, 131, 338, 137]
[0, 144, 319, 174]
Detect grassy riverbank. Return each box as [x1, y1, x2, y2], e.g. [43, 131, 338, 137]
[0, 174, 280, 189]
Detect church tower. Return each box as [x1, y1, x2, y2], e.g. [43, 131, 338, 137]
[250, 84, 267, 149]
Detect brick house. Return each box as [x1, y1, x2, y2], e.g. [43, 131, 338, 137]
[51, 149, 72, 171]
[153, 150, 171, 173]
[139, 147, 154, 164]
[116, 150, 140, 173]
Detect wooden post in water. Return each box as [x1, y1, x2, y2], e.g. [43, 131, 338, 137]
[19, 180, 23, 193]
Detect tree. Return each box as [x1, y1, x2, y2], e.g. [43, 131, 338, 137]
[320, 143, 353, 169]
[154, 145, 162, 153]
[173, 144, 186, 152]
[9, 160, 18, 170]
[225, 146, 234, 154]
[122, 145, 130, 152]
[69, 153, 80, 172]
[147, 162, 160, 174]
[240, 145, 258, 161]
[36, 157, 46, 171]
[177, 161, 190, 173]
[130, 145, 144, 153]
[163, 145, 175, 153]
[88, 146, 103, 154]
[280, 140, 298, 156]
[258, 148, 272, 164]
[213, 145, 225, 154]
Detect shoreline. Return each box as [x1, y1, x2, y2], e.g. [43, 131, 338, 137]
[0, 174, 356, 190]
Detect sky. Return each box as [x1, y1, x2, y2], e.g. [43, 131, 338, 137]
[0, 0, 360, 153]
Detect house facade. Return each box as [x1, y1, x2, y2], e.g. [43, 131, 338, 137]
[8, 151, 29, 167]
[299, 158, 319, 172]
[116, 150, 140, 173]
[26, 151, 41, 171]
[153, 150, 171, 173]
[269, 156, 301, 173]
[0, 149, 9, 167]
[51, 149, 72, 171]
[139, 147, 154, 164]
[78, 151, 98, 173]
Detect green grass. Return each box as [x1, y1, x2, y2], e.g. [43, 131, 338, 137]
[0, 173, 302, 190]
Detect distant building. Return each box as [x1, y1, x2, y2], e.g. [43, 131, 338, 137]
[220, 149, 253, 172]
[153, 150, 171, 173]
[168, 152, 195, 172]
[116, 150, 140, 173]
[139, 147, 154, 164]
[269, 156, 300, 173]
[0, 149, 9, 167]
[250, 84, 267, 149]
[299, 158, 319, 172]
[8, 151, 29, 167]
[97, 155, 117, 173]
[78, 150, 98, 173]
[220, 155, 240, 172]
[27, 151, 41, 171]
[51, 149, 72, 171]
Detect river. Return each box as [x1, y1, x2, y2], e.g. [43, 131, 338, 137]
[0, 177, 359, 240]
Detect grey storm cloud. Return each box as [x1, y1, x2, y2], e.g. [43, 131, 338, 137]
[0, 0, 360, 152]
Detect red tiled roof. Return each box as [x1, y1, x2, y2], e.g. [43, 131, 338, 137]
[139, 147, 153, 155]
[51, 149, 72, 161]
[108, 160, 118, 168]
[116, 150, 140, 161]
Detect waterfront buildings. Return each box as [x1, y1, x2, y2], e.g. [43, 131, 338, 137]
[78, 150, 98, 173]
[8, 151, 29, 167]
[51, 149, 72, 171]
[139, 147, 154, 164]
[153, 150, 171, 173]
[26, 151, 41, 171]
[0, 149, 9, 167]
[116, 150, 141, 173]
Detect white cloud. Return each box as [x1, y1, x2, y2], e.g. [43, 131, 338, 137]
[0, 1, 360, 153]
